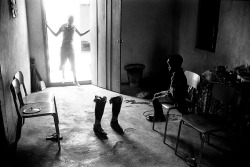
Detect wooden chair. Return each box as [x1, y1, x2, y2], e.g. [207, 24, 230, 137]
[10, 79, 61, 150]
[14, 71, 52, 104]
[161, 71, 200, 144]
[175, 83, 242, 167]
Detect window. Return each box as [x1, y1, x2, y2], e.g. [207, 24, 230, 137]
[195, 0, 221, 52]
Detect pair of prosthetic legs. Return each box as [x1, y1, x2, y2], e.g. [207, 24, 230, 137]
[93, 95, 123, 136]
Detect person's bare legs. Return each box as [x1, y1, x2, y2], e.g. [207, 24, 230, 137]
[69, 54, 80, 86]
[72, 69, 80, 86]
[61, 69, 65, 83]
[60, 47, 67, 84]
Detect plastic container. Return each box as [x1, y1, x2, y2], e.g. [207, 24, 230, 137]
[124, 64, 145, 87]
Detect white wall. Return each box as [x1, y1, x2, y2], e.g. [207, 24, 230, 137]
[177, 0, 250, 75]
[26, 0, 47, 84]
[0, 0, 30, 147]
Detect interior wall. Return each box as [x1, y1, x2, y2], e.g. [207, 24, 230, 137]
[217, 0, 250, 69]
[121, 0, 175, 86]
[26, 0, 48, 84]
[177, 0, 250, 75]
[0, 0, 30, 145]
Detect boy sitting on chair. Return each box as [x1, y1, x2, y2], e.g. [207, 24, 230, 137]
[147, 54, 187, 122]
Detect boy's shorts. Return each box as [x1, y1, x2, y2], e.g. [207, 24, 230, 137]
[60, 46, 75, 71]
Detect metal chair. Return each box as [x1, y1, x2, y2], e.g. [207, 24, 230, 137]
[175, 83, 242, 167]
[10, 79, 61, 150]
[162, 71, 200, 144]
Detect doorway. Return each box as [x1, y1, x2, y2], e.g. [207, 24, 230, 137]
[43, 0, 91, 85]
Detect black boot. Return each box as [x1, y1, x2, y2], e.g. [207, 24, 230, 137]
[93, 124, 107, 136]
[93, 96, 107, 136]
[109, 96, 124, 134]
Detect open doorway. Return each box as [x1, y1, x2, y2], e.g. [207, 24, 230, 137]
[43, 0, 91, 85]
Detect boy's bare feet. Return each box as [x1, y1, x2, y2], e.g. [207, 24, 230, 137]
[73, 81, 80, 86]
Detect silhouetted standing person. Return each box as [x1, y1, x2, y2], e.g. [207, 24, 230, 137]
[46, 15, 90, 86]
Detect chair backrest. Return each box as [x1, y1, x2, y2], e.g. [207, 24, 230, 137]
[184, 71, 200, 90]
[10, 79, 23, 141]
[14, 71, 28, 96]
[181, 71, 201, 113]
[212, 83, 241, 107]
[10, 79, 25, 112]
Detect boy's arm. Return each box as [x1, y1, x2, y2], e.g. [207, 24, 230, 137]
[168, 87, 174, 99]
[75, 29, 90, 36]
[46, 23, 62, 36]
[169, 72, 182, 101]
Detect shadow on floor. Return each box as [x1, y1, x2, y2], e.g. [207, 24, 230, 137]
[121, 76, 170, 100]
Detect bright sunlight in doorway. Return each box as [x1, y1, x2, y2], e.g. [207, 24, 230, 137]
[43, 0, 91, 84]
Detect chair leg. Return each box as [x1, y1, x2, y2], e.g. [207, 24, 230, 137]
[207, 134, 210, 145]
[22, 118, 25, 125]
[53, 97, 61, 150]
[163, 109, 170, 143]
[152, 111, 155, 130]
[175, 120, 183, 155]
[53, 113, 61, 150]
[198, 133, 206, 167]
[54, 97, 59, 121]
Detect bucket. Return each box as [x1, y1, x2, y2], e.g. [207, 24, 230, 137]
[124, 64, 145, 87]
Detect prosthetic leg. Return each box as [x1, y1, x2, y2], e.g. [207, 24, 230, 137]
[109, 96, 124, 134]
[93, 96, 107, 136]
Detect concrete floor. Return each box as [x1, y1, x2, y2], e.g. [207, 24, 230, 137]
[3, 85, 248, 167]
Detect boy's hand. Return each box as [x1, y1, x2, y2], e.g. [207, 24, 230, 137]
[162, 90, 170, 96]
[160, 91, 168, 95]
[154, 90, 169, 98]
[85, 30, 90, 34]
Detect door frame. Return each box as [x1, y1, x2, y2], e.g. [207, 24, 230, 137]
[41, 0, 121, 90]
[40, 0, 50, 86]
[92, 0, 121, 92]
[41, 0, 92, 87]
